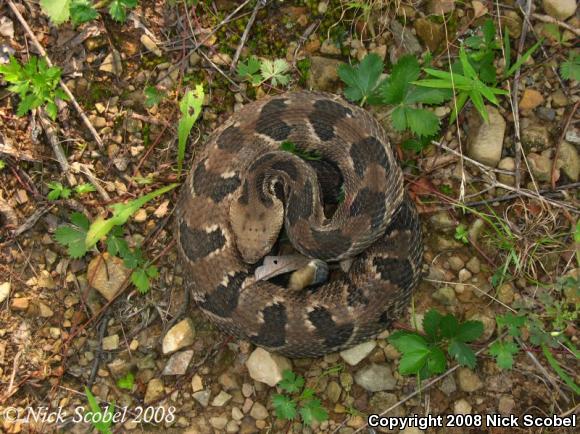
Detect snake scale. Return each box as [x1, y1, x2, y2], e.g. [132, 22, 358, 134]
[175, 91, 423, 358]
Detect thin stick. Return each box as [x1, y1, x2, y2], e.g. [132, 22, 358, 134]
[230, 0, 265, 72]
[7, 0, 104, 149]
[532, 13, 580, 37]
[38, 109, 77, 187]
[511, 0, 532, 191]
[551, 101, 579, 189]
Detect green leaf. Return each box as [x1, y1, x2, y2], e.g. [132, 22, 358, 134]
[131, 268, 150, 294]
[272, 394, 297, 420]
[144, 86, 165, 108]
[299, 399, 328, 426]
[390, 106, 408, 131]
[489, 341, 519, 369]
[177, 85, 204, 174]
[405, 86, 452, 105]
[84, 387, 114, 434]
[75, 183, 96, 195]
[423, 309, 443, 341]
[541, 344, 580, 395]
[448, 339, 477, 369]
[278, 370, 304, 393]
[439, 314, 459, 339]
[109, 0, 137, 22]
[47, 181, 72, 200]
[106, 230, 129, 257]
[504, 39, 543, 78]
[40, 0, 72, 25]
[380, 55, 419, 105]
[45, 101, 58, 120]
[405, 108, 440, 137]
[455, 320, 484, 343]
[54, 212, 90, 258]
[560, 54, 580, 81]
[496, 313, 526, 337]
[116, 372, 135, 390]
[483, 19, 496, 46]
[85, 183, 178, 249]
[70, 0, 98, 25]
[146, 265, 159, 278]
[338, 53, 384, 105]
[236, 56, 261, 83]
[260, 59, 290, 87]
[426, 346, 447, 375]
[399, 348, 430, 375]
[389, 331, 429, 353]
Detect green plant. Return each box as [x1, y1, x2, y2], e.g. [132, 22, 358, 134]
[389, 310, 483, 379]
[177, 85, 204, 175]
[272, 370, 328, 426]
[413, 46, 508, 123]
[144, 86, 165, 108]
[47, 182, 72, 200]
[54, 183, 177, 293]
[0, 160, 5, 170]
[0, 56, 69, 120]
[116, 372, 135, 390]
[40, 0, 137, 25]
[236, 57, 290, 87]
[337, 53, 384, 106]
[75, 183, 97, 195]
[561, 53, 580, 81]
[84, 387, 114, 434]
[454, 224, 469, 244]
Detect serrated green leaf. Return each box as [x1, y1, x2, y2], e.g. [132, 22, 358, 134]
[299, 399, 328, 426]
[338, 53, 384, 105]
[560, 54, 580, 81]
[144, 86, 165, 108]
[70, 0, 98, 25]
[260, 58, 290, 87]
[427, 346, 447, 375]
[455, 320, 484, 342]
[278, 370, 304, 393]
[40, 0, 72, 25]
[272, 394, 297, 420]
[406, 108, 440, 137]
[146, 265, 159, 278]
[109, 0, 137, 22]
[423, 309, 443, 341]
[489, 341, 519, 369]
[54, 212, 90, 258]
[405, 86, 452, 105]
[236, 56, 261, 82]
[131, 268, 150, 294]
[439, 314, 459, 339]
[380, 55, 419, 105]
[390, 106, 408, 131]
[448, 339, 476, 368]
[75, 183, 96, 195]
[389, 332, 429, 353]
[399, 349, 430, 375]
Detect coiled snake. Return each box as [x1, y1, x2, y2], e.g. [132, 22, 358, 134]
[175, 91, 423, 358]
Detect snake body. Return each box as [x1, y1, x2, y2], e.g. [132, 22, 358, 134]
[175, 91, 423, 358]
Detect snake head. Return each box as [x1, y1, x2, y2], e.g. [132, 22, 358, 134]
[229, 188, 284, 264]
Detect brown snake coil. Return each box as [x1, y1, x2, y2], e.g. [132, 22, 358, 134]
[175, 91, 423, 358]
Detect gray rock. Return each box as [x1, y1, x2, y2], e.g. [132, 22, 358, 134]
[432, 286, 456, 305]
[144, 378, 164, 404]
[438, 375, 457, 396]
[245, 348, 292, 387]
[340, 341, 376, 366]
[528, 151, 553, 181]
[0, 17, 14, 39]
[557, 141, 579, 181]
[326, 381, 342, 403]
[99, 50, 122, 76]
[389, 20, 421, 63]
[465, 257, 481, 274]
[340, 372, 354, 391]
[193, 390, 211, 407]
[162, 350, 193, 376]
[497, 283, 515, 304]
[466, 106, 506, 167]
[498, 157, 517, 186]
[542, 0, 576, 20]
[565, 129, 580, 145]
[498, 395, 516, 415]
[551, 90, 568, 108]
[414, 18, 444, 52]
[212, 390, 232, 407]
[88, 253, 130, 301]
[102, 334, 119, 351]
[320, 39, 341, 55]
[354, 363, 396, 392]
[537, 107, 556, 122]
[454, 398, 472, 414]
[209, 416, 228, 430]
[430, 212, 456, 232]
[457, 367, 483, 392]
[448, 256, 465, 272]
[250, 402, 268, 420]
[0, 282, 10, 304]
[522, 124, 550, 151]
[369, 392, 404, 417]
[307, 56, 344, 92]
[428, 0, 455, 14]
[162, 318, 195, 354]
